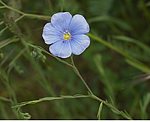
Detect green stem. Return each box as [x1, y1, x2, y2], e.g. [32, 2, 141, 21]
[0, 21, 4, 26]
[26, 43, 131, 119]
[0, 0, 24, 15]
[71, 56, 93, 95]
[0, 0, 50, 20]
[0, 6, 5, 9]
[91, 94, 132, 120]
[24, 13, 49, 20]
[12, 94, 90, 109]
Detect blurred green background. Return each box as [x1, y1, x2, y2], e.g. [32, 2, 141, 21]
[0, 0, 150, 119]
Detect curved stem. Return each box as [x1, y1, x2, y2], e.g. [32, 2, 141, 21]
[90, 94, 132, 120]
[26, 44, 132, 119]
[70, 56, 131, 119]
[12, 94, 90, 109]
[71, 56, 93, 95]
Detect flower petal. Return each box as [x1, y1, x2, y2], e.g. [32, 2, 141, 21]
[42, 23, 62, 44]
[70, 35, 90, 55]
[49, 41, 72, 58]
[51, 12, 72, 32]
[70, 14, 89, 35]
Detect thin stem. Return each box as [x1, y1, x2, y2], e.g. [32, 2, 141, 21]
[0, 96, 11, 102]
[6, 41, 131, 119]
[0, 27, 7, 35]
[0, 15, 25, 36]
[97, 102, 103, 120]
[0, 6, 5, 9]
[71, 56, 93, 95]
[0, 0, 24, 15]
[24, 13, 50, 20]
[12, 94, 90, 109]
[0, 0, 50, 20]
[27, 43, 130, 120]
[15, 15, 25, 22]
[0, 21, 4, 26]
[91, 94, 132, 120]
[0, 71, 21, 119]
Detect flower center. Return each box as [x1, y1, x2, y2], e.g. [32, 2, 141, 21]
[63, 32, 71, 40]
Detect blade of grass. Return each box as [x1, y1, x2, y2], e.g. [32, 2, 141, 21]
[113, 35, 150, 54]
[97, 102, 103, 120]
[94, 54, 115, 101]
[140, 93, 150, 119]
[88, 33, 150, 73]
[0, 38, 19, 49]
[126, 59, 150, 73]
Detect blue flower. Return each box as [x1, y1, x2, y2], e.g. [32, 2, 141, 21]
[42, 12, 90, 58]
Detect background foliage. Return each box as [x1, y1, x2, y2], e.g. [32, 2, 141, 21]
[0, 0, 150, 119]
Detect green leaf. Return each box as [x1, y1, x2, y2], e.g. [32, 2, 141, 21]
[113, 35, 150, 54]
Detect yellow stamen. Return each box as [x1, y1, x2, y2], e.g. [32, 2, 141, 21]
[63, 33, 71, 40]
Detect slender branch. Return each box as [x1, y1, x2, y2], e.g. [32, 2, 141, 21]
[0, 5, 5, 9]
[0, 26, 7, 35]
[0, 21, 4, 26]
[0, 0, 24, 15]
[97, 102, 103, 120]
[0, 96, 11, 102]
[11, 92, 131, 119]
[91, 94, 132, 120]
[12, 94, 90, 109]
[0, 38, 19, 49]
[15, 15, 25, 22]
[0, 0, 50, 20]
[71, 56, 93, 95]
[0, 15, 25, 36]
[24, 13, 50, 20]
[26, 44, 131, 119]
